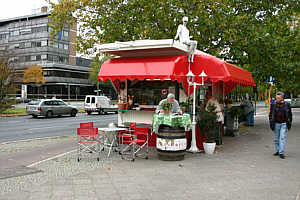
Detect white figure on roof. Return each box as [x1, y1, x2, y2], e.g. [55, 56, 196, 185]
[174, 16, 198, 63]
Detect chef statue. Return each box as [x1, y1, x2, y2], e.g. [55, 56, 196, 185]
[174, 16, 198, 63]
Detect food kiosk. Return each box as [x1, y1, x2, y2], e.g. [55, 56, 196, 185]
[98, 39, 255, 149]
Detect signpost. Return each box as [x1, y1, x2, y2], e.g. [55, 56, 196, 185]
[268, 76, 274, 115]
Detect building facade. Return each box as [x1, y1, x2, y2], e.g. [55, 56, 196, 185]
[0, 7, 95, 100]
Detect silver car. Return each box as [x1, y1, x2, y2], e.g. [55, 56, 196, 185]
[26, 99, 78, 118]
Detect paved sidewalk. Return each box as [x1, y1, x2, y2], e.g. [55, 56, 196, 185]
[0, 108, 299, 200]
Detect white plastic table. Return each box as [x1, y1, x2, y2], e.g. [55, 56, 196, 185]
[98, 127, 128, 157]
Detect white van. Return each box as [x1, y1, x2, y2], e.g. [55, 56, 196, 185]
[84, 95, 118, 115]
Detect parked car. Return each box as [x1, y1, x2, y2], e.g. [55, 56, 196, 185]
[26, 99, 78, 118]
[84, 95, 118, 115]
[290, 98, 300, 108]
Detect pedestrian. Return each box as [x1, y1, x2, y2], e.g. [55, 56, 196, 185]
[269, 92, 293, 159]
[241, 97, 254, 126]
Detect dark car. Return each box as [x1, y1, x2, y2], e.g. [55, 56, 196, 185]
[26, 99, 78, 118]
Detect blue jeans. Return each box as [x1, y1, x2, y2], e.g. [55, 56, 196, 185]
[273, 122, 287, 155]
[247, 111, 254, 126]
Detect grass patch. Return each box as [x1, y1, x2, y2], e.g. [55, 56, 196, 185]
[0, 107, 26, 114]
[78, 108, 85, 113]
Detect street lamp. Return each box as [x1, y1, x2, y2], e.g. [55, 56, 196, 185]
[186, 70, 207, 153]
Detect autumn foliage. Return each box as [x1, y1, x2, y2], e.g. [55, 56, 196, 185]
[23, 65, 46, 86]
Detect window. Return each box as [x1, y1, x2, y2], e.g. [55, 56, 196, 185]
[19, 42, 25, 49]
[31, 26, 47, 33]
[63, 30, 69, 37]
[53, 55, 59, 62]
[31, 56, 36, 61]
[52, 42, 58, 48]
[32, 41, 41, 47]
[14, 44, 20, 49]
[20, 29, 31, 35]
[41, 40, 47, 47]
[48, 55, 53, 61]
[10, 30, 20, 37]
[91, 97, 95, 103]
[25, 55, 31, 62]
[36, 55, 41, 61]
[43, 71, 50, 76]
[58, 43, 63, 49]
[41, 54, 47, 60]
[63, 44, 69, 50]
[25, 42, 31, 48]
[0, 33, 8, 40]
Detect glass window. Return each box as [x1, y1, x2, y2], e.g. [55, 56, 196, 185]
[41, 40, 47, 47]
[127, 80, 177, 105]
[58, 43, 63, 49]
[25, 56, 31, 62]
[63, 30, 69, 37]
[41, 54, 47, 60]
[91, 97, 95, 103]
[36, 41, 41, 47]
[36, 55, 41, 61]
[53, 55, 59, 62]
[86, 97, 90, 103]
[53, 42, 58, 48]
[63, 44, 69, 50]
[14, 30, 19, 36]
[19, 42, 25, 48]
[31, 56, 36, 61]
[48, 55, 53, 61]
[25, 42, 31, 48]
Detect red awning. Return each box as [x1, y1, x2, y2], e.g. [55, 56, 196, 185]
[98, 53, 255, 94]
[98, 56, 187, 82]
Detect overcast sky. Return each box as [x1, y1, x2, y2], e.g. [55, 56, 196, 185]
[0, 0, 50, 20]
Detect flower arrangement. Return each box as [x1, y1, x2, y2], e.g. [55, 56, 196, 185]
[161, 101, 172, 114]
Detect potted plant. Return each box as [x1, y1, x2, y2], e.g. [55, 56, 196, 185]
[179, 101, 190, 113]
[197, 104, 218, 154]
[161, 101, 172, 114]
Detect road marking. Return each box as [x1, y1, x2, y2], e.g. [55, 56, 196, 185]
[27, 149, 76, 167]
[0, 135, 72, 145]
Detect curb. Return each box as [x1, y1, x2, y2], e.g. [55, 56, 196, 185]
[0, 114, 27, 117]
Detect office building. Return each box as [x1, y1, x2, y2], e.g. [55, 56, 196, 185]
[0, 6, 95, 99]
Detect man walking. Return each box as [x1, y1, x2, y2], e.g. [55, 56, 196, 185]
[269, 92, 292, 159]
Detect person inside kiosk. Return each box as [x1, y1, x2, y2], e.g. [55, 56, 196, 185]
[156, 93, 182, 114]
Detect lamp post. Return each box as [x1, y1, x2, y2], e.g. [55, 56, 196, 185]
[187, 70, 207, 153]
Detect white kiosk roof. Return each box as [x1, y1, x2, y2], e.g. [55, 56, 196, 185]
[98, 39, 190, 58]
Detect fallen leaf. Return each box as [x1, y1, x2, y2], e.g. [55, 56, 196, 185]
[108, 168, 112, 171]
[178, 164, 183, 168]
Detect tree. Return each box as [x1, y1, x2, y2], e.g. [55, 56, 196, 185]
[89, 54, 113, 84]
[48, 0, 300, 93]
[89, 54, 114, 95]
[24, 65, 46, 98]
[0, 57, 16, 110]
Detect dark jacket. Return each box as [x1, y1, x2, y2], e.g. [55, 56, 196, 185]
[269, 102, 292, 130]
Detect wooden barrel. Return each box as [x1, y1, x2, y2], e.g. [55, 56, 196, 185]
[156, 125, 186, 161]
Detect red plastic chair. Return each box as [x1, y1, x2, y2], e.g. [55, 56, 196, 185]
[80, 122, 94, 129]
[77, 127, 102, 162]
[120, 122, 149, 161]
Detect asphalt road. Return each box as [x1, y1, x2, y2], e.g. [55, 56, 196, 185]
[0, 113, 118, 143]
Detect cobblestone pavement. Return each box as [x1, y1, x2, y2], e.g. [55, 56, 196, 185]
[0, 108, 299, 200]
